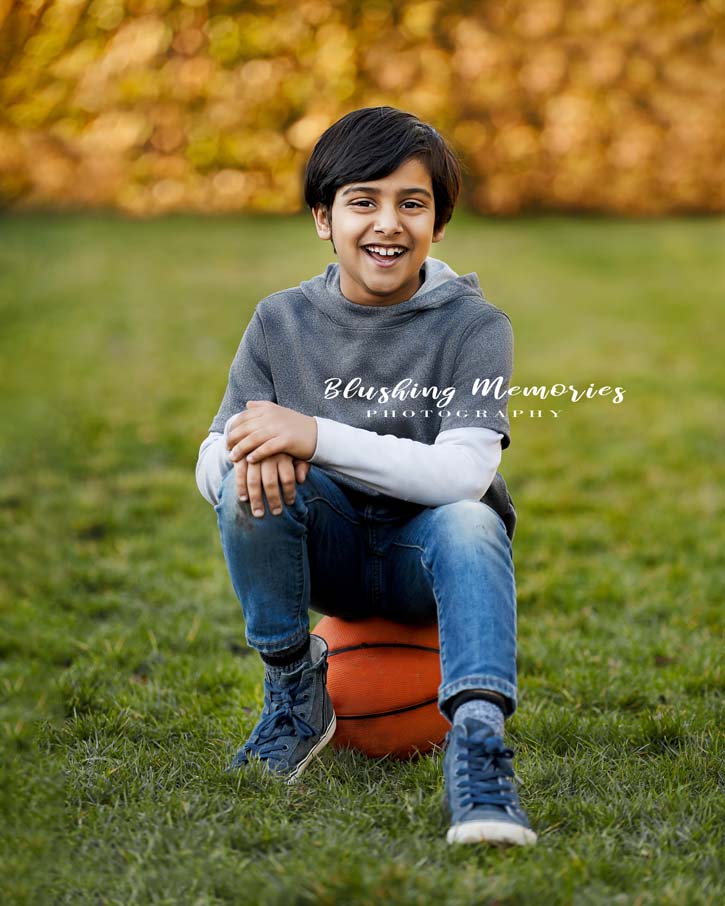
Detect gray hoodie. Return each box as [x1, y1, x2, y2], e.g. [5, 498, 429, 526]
[207, 256, 516, 538]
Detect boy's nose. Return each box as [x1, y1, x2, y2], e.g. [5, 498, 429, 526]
[373, 206, 403, 234]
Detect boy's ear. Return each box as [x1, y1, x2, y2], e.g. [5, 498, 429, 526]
[312, 205, 332, 241]
[432, 224, 446, 243]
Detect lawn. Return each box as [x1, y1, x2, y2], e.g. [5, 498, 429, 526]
[0, 211, 722, 905]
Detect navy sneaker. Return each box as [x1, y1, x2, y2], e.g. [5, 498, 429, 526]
[443, 717, 537, 846]
[228, 634, 336, 784]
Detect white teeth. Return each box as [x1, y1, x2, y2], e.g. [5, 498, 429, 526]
[367, 246, 405, 256]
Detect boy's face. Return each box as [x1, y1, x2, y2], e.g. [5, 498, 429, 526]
[312, 156, 446, 307]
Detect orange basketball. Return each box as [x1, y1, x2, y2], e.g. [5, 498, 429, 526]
[313, 615, 450, 759]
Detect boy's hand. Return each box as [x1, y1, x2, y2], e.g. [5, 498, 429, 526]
[227, 401, 317, 463]
[235, 453, 310, 517]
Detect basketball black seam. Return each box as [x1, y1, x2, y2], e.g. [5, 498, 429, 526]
[335, 697, 439, 720]
[328, 642, 439, 656]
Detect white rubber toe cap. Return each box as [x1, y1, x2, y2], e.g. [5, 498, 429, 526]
[447, 818, 538, 847]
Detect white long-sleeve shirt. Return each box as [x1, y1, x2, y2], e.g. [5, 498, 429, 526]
[195, 412, 503, 508]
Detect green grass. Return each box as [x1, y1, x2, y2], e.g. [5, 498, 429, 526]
[1, 211, 723, 905]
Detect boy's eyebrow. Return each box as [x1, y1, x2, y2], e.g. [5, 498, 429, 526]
[341, 185, 434, 200]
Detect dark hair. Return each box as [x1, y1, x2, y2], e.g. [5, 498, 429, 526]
[303, 106, 462, 235]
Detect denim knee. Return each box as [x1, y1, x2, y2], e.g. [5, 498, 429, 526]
[214, 466, 244, 523]
[427, 499, 511, 549]
[214, 463, 347, 536]
[214, 466, 304, 535]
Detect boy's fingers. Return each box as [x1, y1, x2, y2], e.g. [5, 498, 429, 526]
[260, 458, 283, 515]
[245, 461, 265, 516]
[240, 453, 297, 517]
[277, 457, 297, 506]
[246, 438, 285, 463]
[234, 458, 248, 501]
[230, 428, 269, 461]
[226, 412, 266, 448]
[226, 418, 247, 449]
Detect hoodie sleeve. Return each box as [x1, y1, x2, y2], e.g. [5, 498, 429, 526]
[438, 310, 513, 448]
[207, 310, 276, 435]
[310, 420, 503, 506]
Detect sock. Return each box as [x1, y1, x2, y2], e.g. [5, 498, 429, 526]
[260, 635, 311, 676]
[450, 691, 505, 738]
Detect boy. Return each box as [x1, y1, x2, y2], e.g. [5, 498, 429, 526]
[196, 107, 536, 847]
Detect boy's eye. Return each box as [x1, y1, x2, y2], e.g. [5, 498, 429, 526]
[350, 200, 423, 209]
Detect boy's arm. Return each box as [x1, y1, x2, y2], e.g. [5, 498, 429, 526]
[225, 401, 504, 505]
[198, 311, 275, 505]
[435, 308, 514, 442]
[195, 414, 239, 506]
[208, 414, 502, 507]
[207, 310, 276, 435]
[309, 419, 503, 505]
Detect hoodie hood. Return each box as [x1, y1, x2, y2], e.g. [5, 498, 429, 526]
[298, 256, 485, 329]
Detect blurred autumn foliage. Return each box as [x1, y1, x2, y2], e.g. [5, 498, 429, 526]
[0, 0, 723, 216]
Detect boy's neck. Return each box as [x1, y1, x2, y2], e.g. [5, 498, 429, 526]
[340, 266, 425, 307]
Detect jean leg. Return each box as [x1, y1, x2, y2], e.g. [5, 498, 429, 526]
[385, 500, 518, 719]
[214, 465, 369, 654]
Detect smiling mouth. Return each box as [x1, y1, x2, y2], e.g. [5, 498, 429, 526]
[363, 247, 408, 267]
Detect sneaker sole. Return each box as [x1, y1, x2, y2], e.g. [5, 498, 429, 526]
[446, 819, 537, 847]
[285, 711, 337, 785]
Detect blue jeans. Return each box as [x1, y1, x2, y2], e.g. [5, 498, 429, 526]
[215, 465, 518, 720]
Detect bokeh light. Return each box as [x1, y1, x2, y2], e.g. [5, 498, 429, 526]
[0, 0, 722, 216]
